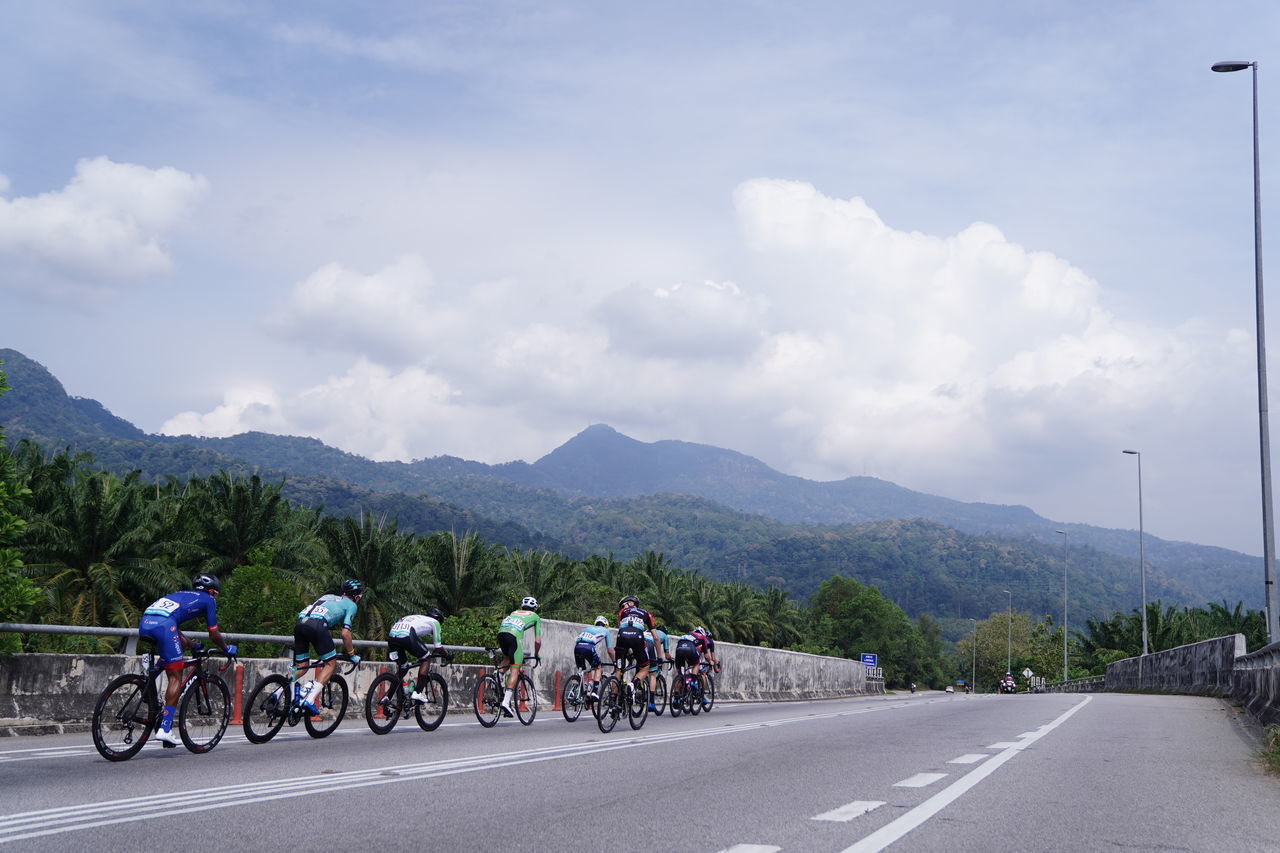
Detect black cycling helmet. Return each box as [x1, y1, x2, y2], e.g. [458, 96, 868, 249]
[619, 594, 639, 609]
[425, 607, 444, 621]
[655, 625, 668, 634]
[192, 574, 220, 593]
[342, 579, 365, 597]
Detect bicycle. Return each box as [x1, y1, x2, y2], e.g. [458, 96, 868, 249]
[242, 651, 358, 744]
[595, 658, 649, 734]
[670, 664, 705, 718]
[364, 648, 453, 734]
[91, 645, 235, 761]
[561, 660, 607, 723]
[474, 649, 539, 728]
[648, 659, 673, 716]
[696, 660, 718, 712]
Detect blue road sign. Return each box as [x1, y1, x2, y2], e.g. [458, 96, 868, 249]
[860, 653, 878, 667]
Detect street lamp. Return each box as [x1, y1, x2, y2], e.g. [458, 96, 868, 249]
[1211, 59, 1279, 645]
[1003, 589, 1012, 674]
[1057, 529, 1068, 681]
[1122, 450, 1150, 656]
[970, 618, 977, 693]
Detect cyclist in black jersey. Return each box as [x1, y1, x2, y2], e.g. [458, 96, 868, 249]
[615, 594, 664, 711]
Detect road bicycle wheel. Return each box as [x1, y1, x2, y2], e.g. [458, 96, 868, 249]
[243, 674, 290, 744]
[652, 674, 667, 716]
[561, 674, 584, 722]
[669, 676, 683, 718]
[701, 672, 715, 712]
[178, 674, 230, 754]
[414, 672, 449, 732]
[628, 679, 648, 730]
[688, 679, 702, 716]
[596, 676, 621, 734]
[92, 674, 154, 761]
[474, 675, 502, 728]
[365, 671, 404, 735]
[516, 673, 537, 725]
[305, 674, 348, 738]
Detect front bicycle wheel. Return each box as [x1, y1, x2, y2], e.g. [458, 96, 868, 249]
[701, 673, 715, 712]
[305, 674, 348, 738]
[92, 674, 154, 761]
[688, 679, 702, 716]
[628, 679, 648, 730]
[364, 672, 404, 735]
[179, 675, 230, 754]
[669, 676, 683, 718]
[653, 674, 667, 716]
[516, 673, 537, 725]
[561, 674, 584, 722]
[474, 676, 502, 727]
[243, 674, 290, 744]
[414, 673, 449, 732]
[596, 676, 621, 734]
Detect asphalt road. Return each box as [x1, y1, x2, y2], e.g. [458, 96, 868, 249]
[1, 691, 1277, 852]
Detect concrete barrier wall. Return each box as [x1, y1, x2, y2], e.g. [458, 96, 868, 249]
[1104, 635, 1245, 695]
[1230, 640, 1280, 727]
[0, 618, 880, 728]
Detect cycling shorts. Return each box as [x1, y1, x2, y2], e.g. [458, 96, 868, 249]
[675, 646, 700, 669]
[139, 615, 185, 670]
[294, 617, 337, 664]
[573, 641, 602, 669]
[615, 628, 647, 670]
[498, 629, 524, 666]
[388, 632, 431, 663]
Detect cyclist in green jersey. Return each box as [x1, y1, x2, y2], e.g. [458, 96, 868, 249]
[497, 597, 542, 717]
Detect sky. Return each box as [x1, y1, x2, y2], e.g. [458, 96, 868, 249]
[2, 1, 1279, 556]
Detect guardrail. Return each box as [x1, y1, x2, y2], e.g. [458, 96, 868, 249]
[0, 622, 489, 656]
[1041, 675, 1106, 693]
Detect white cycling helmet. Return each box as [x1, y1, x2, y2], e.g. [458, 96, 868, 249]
[521, 596, 539, 611]
[594, 615, 609, 627]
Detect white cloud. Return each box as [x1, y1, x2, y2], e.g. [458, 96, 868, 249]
[0, 157, 207, 295]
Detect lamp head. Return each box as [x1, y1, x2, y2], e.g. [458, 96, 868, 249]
[1211, 61, 1253, 73]
[1123, 449, 1139, 456]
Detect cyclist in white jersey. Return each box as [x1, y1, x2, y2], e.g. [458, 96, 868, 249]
[573, 616, 615, 700]
[388, 607, 445, 703]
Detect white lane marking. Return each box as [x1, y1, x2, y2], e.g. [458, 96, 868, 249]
[0, 700, 924, 844]
[985, 741, 1019, 749]
[841, 696, 1092, 853]
[946, 754, 988, 764]
[1016, 731, 1040, 738]
[813, 801, 886, 822]
[715, 846, 781, 853]
[893, 773, 947, 788]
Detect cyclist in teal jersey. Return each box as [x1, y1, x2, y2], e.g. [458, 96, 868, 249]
[573, 616, 615, 700]
[497, 597, 542, 717]
[293, 579, 364, 714]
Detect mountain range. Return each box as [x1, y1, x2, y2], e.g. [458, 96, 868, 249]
[0, 347, 1264, 633]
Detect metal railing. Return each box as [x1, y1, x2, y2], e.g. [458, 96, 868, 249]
[0, 622, 489, 656]
[1042, 674, 1106, 693]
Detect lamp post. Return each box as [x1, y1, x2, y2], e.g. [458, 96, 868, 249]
[1122, 450, 1150, 656]
[1211, 60, 1279, 645]
[1003, 589, 1012, 674]
[1057, 529, 1068, 680]
[970, 618, 977, 693]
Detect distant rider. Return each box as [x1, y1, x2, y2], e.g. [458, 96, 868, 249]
[497, 597, 542, 717]
[387, 607, 446, 703]
[573, 616, 615, 701]
[293, 580, 364, 714]
[615, 595, 663, 709]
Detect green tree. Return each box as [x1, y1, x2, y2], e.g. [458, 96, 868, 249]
[0, 363, 40, 651]
[217, 549, 306, 657]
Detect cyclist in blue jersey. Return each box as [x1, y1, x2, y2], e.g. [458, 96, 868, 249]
[573, 616, 615, 701]
[644, 624, 674, 708]
[294, 579, 364, 714]
[138, 574, 236, 747]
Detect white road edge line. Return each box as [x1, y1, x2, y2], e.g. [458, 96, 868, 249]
[840, 696, 1092, 853]
[813, 801, 886, 822]
[715, 845, 781, 853]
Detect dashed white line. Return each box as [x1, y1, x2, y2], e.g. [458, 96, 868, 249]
[946, 754, 989, 764]
[715, 845, 781, 853]
[813, 801, 886, 822]
[985, 741, 1020, 749]
[893, 772, 947, 788]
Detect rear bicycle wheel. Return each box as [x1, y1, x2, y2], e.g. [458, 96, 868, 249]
[561, 674, 584, 722]
[178, 674, 230, 754]
[243, 674, 289, 744]
[628, 679, 648, 730]
[669, 676, 683, 718]
[305, 674, 348, 738]
[596, 676, 621, 734]
[652, 674, 667, 716]
[364, 672, 404, 735]
[701, 672, 715, 712]
[414, 673, 449, 731]
[474, 676, 502, 727]
[516, 673, 537, 725]
[688, 678, 702, 716]
[92, 674, 154, 761]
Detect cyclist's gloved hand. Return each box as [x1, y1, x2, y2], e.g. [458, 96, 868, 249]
[225, 643, 238, 657]
[349, 654, 362, 665]
[192, 641, 204, 652]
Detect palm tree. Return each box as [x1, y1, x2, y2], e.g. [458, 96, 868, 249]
[317, 512, 416, 639]
[174, 472, 287, 577]
[502, 549, 579, 618]
[645, 564, 693, 629]
[717, 582, 768, 643]
[420, 530, 503, 616]
[757, 586, 803, 648]
[687, 574, 731, 637]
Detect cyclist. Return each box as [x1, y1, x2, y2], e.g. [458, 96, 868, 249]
[615, 594, 662, 708]
[674, 628, 701, 681]
[573, 616, 615, 701]
[137, 574, 237, 747]
[497, 597, 542, 717]
[387, 607, 445, 703]
[294, 580, 364, 714]
[692, 625, 719, 674]
[645, 623, 674, 710]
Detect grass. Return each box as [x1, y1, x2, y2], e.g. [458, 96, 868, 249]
[1261, 726, 1280, 775]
